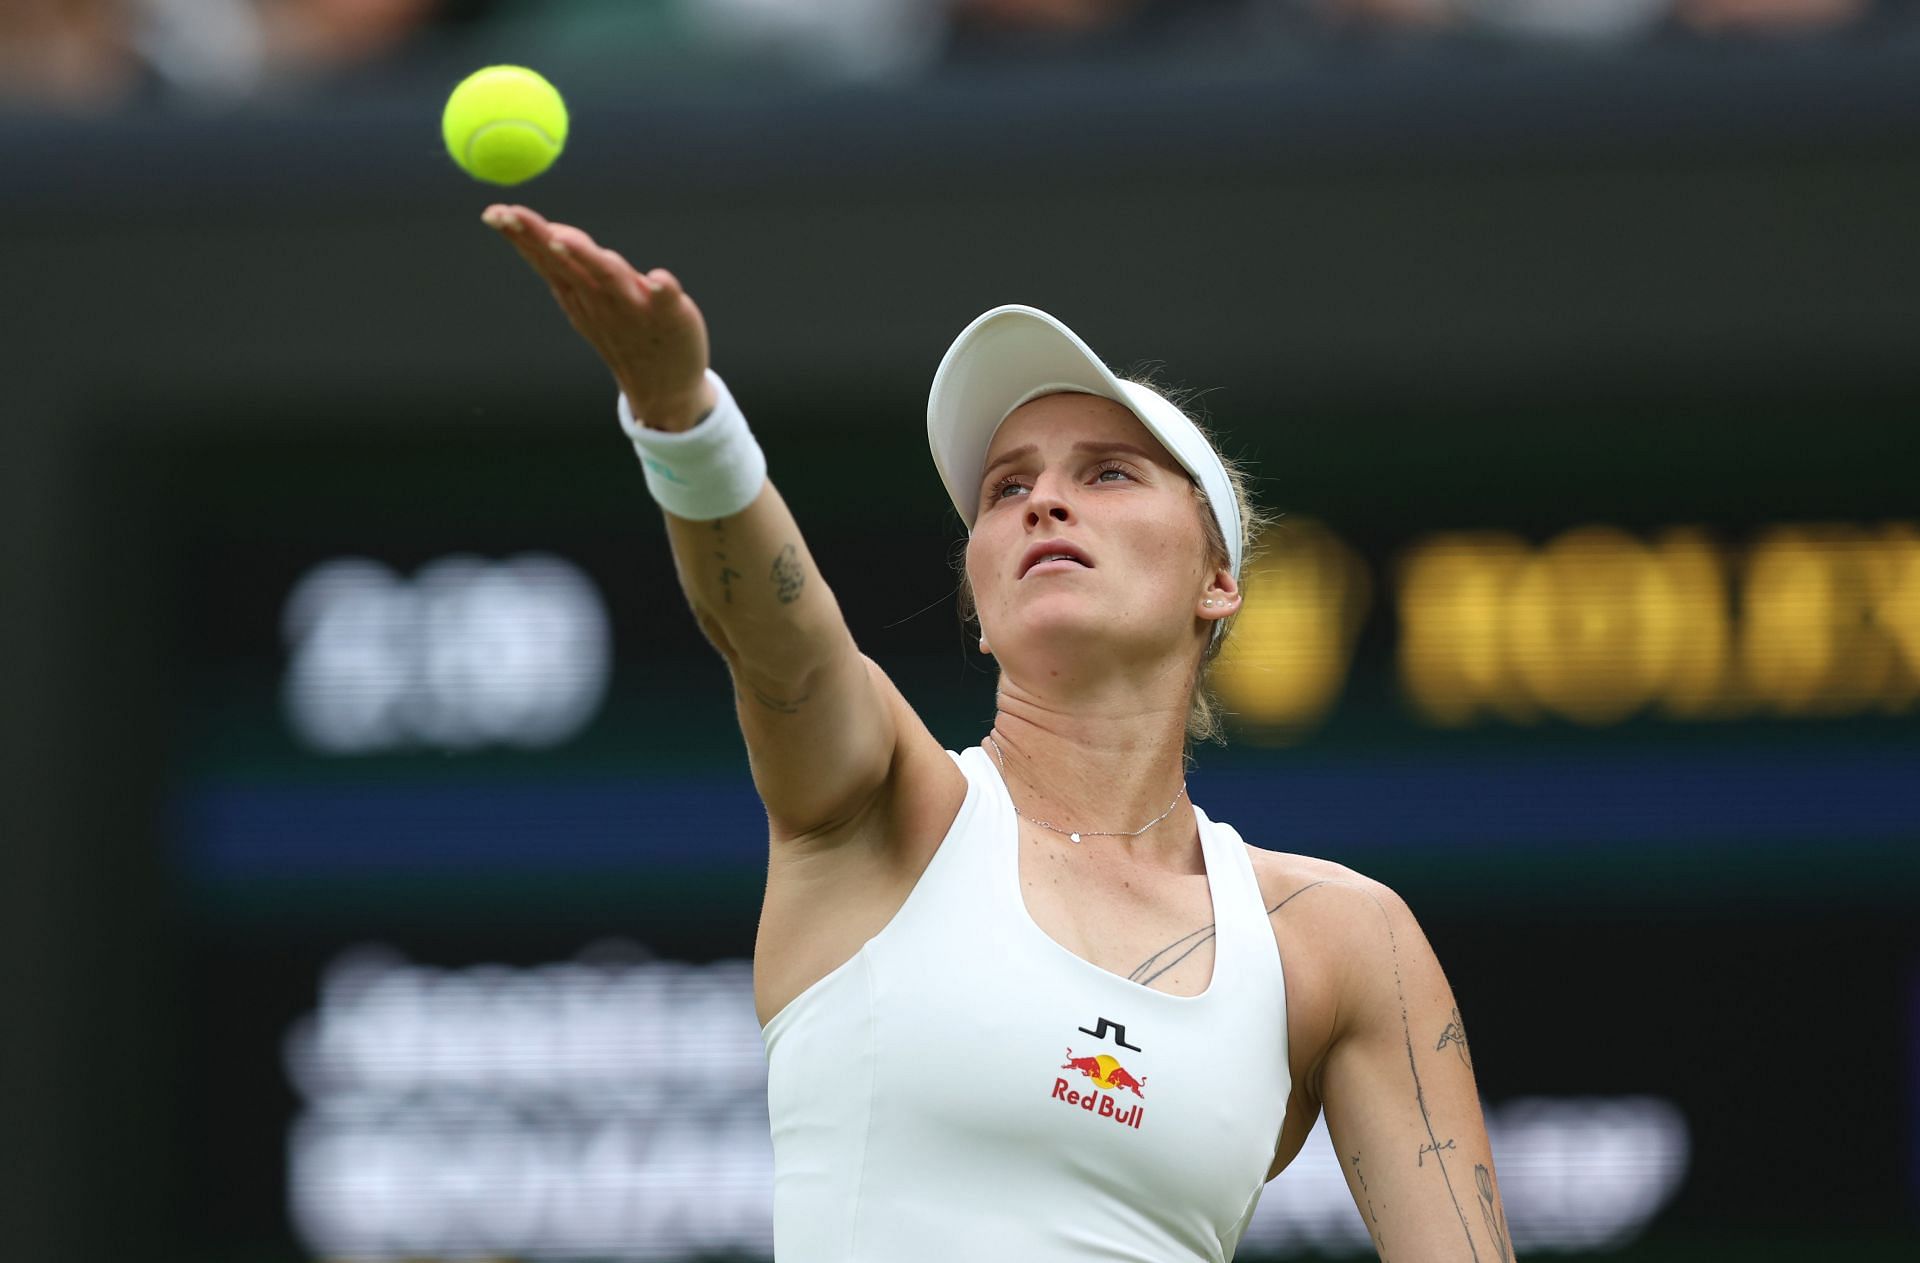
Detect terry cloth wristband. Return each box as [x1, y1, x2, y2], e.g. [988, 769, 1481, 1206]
[616, 369, 767, 521]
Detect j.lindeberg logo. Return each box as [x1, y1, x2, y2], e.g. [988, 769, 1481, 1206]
[1077, 1017, 1142, 1051]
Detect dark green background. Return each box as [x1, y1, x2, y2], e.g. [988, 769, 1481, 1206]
[6, 39, 1920, 1263]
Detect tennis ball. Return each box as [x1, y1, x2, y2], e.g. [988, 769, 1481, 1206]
[442, 65, 568, 186]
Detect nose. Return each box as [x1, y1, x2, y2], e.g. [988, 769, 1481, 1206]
[1024, 472, 1075, 527]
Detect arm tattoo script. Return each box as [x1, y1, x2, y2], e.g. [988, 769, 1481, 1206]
[1261, 879, 1494, 1260]
[1152, 876, 1496, 1260]
[711, 520, 743, 605]
[770, 543, 806, 604]
[1378, 895, 1480, 1261]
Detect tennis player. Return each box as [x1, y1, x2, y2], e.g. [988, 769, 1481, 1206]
[484, 202, 1515, 1263]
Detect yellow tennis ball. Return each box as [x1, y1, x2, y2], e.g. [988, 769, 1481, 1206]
[442, 65, 568, 186]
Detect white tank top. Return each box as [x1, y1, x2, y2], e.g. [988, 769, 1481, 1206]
[762, 743, 1291, 1261]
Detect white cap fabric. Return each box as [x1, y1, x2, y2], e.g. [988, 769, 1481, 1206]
[927, 305, 1242, 586]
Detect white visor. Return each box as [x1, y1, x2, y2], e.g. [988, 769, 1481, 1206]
[926, 305, 1242, 588]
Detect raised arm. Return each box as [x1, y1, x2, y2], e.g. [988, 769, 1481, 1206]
[1313, 879, 1515, 1263]
[482, 203, 899, 840]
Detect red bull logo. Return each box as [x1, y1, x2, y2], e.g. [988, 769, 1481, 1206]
[1052, 1047, 1145, 1129]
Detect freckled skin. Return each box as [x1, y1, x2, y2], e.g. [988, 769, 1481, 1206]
[966, 393, 1224, 706]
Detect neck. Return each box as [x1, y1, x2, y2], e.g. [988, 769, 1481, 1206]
[983, 703, 1198, 869]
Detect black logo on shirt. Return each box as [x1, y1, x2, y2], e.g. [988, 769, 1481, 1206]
[1076, 1017, 1142, 1051]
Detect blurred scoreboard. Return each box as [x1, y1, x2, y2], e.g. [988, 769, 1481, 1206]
[1235, 518, 1919, 733]
[149, 382, 1920, 1262]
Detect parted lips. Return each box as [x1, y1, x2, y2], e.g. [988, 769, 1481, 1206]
[1019, 538, 1094, 578]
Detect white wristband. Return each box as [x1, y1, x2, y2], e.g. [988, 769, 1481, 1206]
[617, 369, 767, 521]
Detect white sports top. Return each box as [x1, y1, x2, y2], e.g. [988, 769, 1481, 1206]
[762, 743, 1291, 1261]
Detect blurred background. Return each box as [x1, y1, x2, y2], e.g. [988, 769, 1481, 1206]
[4, 1, 1919, 1261]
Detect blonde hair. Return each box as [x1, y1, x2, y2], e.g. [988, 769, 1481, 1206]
[952, 377, 1276, 762]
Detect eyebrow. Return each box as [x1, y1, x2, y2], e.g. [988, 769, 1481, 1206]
[980, 441, 1164, 486]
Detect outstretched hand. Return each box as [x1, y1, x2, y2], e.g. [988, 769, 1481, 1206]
[482, 203, 717, 432]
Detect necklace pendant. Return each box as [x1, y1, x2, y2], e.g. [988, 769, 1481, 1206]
[1069, 832, 1081, 844]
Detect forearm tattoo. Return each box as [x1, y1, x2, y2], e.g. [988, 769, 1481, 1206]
[771, 543, 806, 604]
[711, 520, 742, 605]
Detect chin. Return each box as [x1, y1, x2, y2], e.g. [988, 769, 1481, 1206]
[1002, 608, 1109, 647]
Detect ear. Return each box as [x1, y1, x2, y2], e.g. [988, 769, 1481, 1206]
[1198, 567, 1241, 624]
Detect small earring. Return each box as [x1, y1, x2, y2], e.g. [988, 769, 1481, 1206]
[1202, 599, 1216, 608]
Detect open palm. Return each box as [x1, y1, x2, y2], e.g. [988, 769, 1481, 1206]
[483, 203, 715, 431]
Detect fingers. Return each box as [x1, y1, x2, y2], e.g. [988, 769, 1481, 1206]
[483, 204, 597, 291]
[484, 203, 557, 240]
[549, 226, 652, 305]
[483, 205, 660, 309]
[529, 226, 606, 292]
[492, 224, 591, 294]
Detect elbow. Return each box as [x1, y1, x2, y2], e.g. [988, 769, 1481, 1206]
[696, 602, 836, 696]
[692, 604, 743, 668]
[688, 585, 848, 688]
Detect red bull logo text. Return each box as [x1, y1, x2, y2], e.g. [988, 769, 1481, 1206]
[1053, 1048, 1145, 1129]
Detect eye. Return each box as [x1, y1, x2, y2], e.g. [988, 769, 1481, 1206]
[988, 460, 1136, 503]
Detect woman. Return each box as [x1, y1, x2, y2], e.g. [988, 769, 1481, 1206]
[482, 201, 1515, 1263]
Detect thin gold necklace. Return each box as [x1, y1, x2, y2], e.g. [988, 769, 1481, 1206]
[986, 731, 1187, 845]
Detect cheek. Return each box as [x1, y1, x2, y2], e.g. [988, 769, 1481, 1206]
[1135, 526, 1196, 577]
[964, 541, 995, 606]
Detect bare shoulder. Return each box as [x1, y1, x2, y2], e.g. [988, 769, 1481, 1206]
[1247, 850, 1432, 1009]
[1244, 846, 1453, 1057]
[1244, 847, 1403, 931]
[1237, 849, 1410, 1005]
[1241, 848, 1421, 1059]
